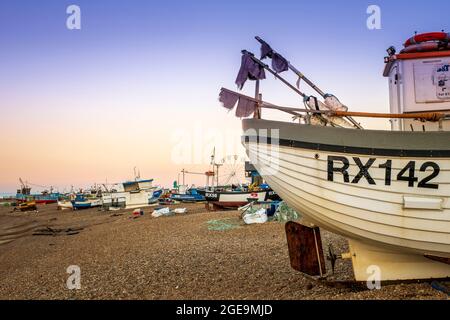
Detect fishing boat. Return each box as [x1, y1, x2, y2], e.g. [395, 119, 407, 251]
[57, 200, 73, 210]
[203, 187, 269, 210]
[170, 187, 205, 202]
[102, 178, 162, 210]
[71, 194, 102, 210]
[149, 188, 163, 204]
[221, 34, 450, 281]
[15, 180, 59, 204]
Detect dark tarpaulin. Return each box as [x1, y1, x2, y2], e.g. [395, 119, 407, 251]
[260, 41, 273, 60]
[271, 53, 289, 73]
[235, 96, 258, 118]
[259, 40, 289, 73]
[219, 89, 239, 110]
[235, 52, 266, 90]
[218, 88, 258, 118]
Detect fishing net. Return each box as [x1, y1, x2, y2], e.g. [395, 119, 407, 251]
[274, 202, 301, 222]
[207, 218, 241, 231]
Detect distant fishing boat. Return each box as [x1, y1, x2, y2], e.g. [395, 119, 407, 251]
[203, 188, 268, 210]
[149, 188, 163, 204]
[71, 194, 102, 210]
[170, 188, 205, 202]
[57, 200, 73, 210]
[102, 178, 162, 210]
[15, 178, 59, 204]
[221, 34, 450, 281]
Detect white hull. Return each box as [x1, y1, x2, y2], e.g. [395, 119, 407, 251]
[218, 191, 266, 203]
[245, 142, 450, 280]
[57, 201, 73, 210]
[102, 189, 156, 209]
[205, 190, 268, 208]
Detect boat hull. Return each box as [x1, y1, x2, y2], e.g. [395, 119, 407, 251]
[57, 201, 73, 210]
[72, 199, 102, 210]
[242, 119, 450, 280]
[204, 190, 268, 209]
[170, 194, 205, 202]
[102, 188, 162, 210]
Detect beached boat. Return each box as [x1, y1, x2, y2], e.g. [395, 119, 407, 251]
[57, 200, 73, 210]
[203, 188, 268, 209]
[222, 34, 450, 280]
[15, 178, 60, 204]
[149, 188, 163, 204]
[102, 179, 162, 210]
[170, 188, 205, 202]
[243, 118, 450, 280]
[72, 194, 102, 210]
[16, 187, 59, 204]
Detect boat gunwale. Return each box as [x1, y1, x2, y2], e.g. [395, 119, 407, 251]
[242, 119, 450, 158]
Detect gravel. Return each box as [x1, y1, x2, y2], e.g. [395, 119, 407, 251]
[0, 203, 447, 300]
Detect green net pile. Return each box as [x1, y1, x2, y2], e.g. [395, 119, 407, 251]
[274, 202, 301, 222]
[206, 218, 241, 231]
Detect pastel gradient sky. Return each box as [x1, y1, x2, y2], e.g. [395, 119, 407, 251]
[1, 0, 449, 192]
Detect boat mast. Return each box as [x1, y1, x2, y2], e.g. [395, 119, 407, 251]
[254, 80, 261, 119]
[210, 148, 222, 189]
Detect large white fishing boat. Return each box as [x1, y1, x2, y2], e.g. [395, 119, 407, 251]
[222, 34, 450, 281]
[102, 179, 162, 210]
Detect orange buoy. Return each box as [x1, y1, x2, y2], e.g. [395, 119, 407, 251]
[404, 32, 449, 47]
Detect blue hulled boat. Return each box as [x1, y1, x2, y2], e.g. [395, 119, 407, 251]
[71, 194, 102, 210]
[170, 188, 205, 202]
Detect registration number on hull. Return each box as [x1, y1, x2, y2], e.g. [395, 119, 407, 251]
[327, 156, 440, 189]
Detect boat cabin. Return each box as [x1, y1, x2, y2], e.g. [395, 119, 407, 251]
[384, 49, 450, 131]
[122, 179, 153, 193]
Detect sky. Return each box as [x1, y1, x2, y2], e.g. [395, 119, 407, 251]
[0, 0, 449, 193]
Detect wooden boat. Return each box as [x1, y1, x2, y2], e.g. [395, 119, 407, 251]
[203, 189, 268, 209]
[57, 200, 73, 210]
[72, 194, 102, 210]
[15, 179, 59, 204]
[221, 34, 450, 280]
[242, 118, 450, 280]
[16, 189, 59, 204]
[149, 188, 163, 204]
[170, 188, 205, 202]
[102, 179, 161, 210]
